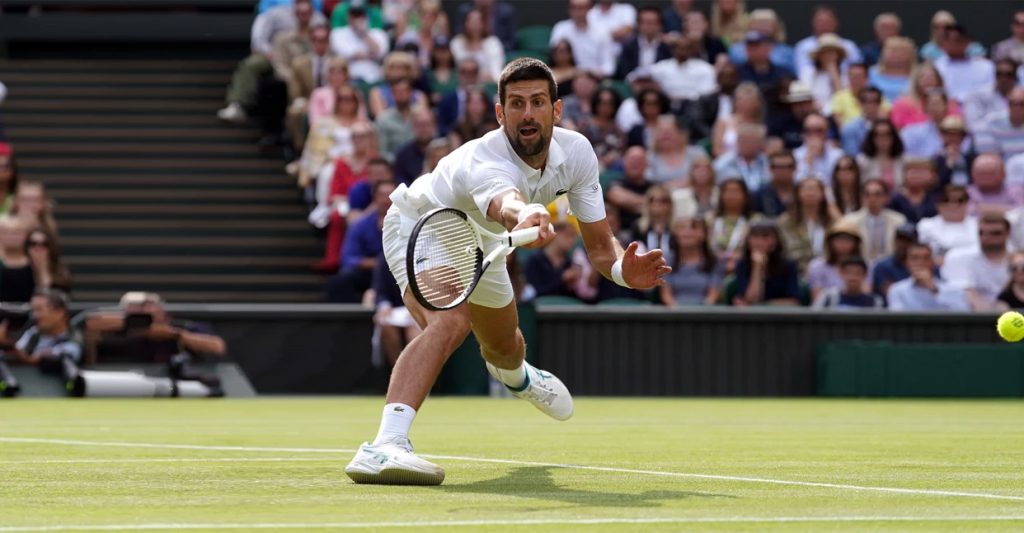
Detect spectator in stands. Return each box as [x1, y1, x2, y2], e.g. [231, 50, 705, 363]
[712, 82, 762, 158]
[624, 87, 668, 149]
[792, 5, 862, 76]
[841, 87, 885, 157]
[607, 146, 653, 234]
[858, 118, 906, 190]
[647, 116, 707, 185]
[711, 0, 747, 46]
[374, 79, 417, 158]
[305, 58, 356, 130]
[651, 35, 717, 105]
[731, 219, 800, 306]
[729, 9, 794, 73]
[558, 70, 599, 132]
[888, 157, 939, 224]
[340, 155, 392, 233]
[0, 150, 18, 216]
[830, 63, 873, 127]
[993, 10, 1024, 65]
[660, 217, 722, 306]
[449, 88, 498, 146]
[768, 81, 819, 151]
[735, 31, 793, 114]
[394, 0, 449, 65]
[286, 27, 337, 151]
[661, 0, 692, 35]
[889, 63, 962, 131]
[918, 184, 977, 260]
[630, 185, 675, 264]
[330, 2, 390, 84]
[436, 58, 484, 135]
[329, 180, 395, 303]
[777, 177, 837, 273]
[975, 87, 1024, 160]
[581, 88, 625, 170]
[799, 34, 847, 116]
[963, 59, 1019, 135]
[870, 222, 916, 296]
[967, 154, 1022, 215]
[708, 178, 752, 268]
[0, 289, 80, 374]
[421, 137, 452, 174]
[525, 221, 582, 300]
[867, 37, 915, 105]
[455, 0, 516, 54]
[839, 179, 907, 263]
[934, 25, 995, 104]
[0, 216, 35, 303]
[26, 228, 70, 293]
[832, 155, 861, 215]
[919, 10, 985, 63]
[794, 113, 843, 184]
[219, 0, 325, 124]
[587, 0, 636, 56]
[672, 157, 717, 220]
[12, 182, 58, 241]
[331, 0, 384, 30]
[996, 251, 1024, 309]
[901, 90, 955, 159]
[297, 85, 368, 188]
[860, 13, 902, 67]
[270, 6, 320, 82]
[714, 123, 770, 193]
[368, 52, 427, 119]
[550, 0, 615, 77]
[684, 10, 727, 68]
[887, 242, 969, 311]
[813, 256, 883, 309]
[550, 40, 578, 98]
[450, 8, 505, 83]
[426, 37, 457, 104]
[615, 7, 670, 81]
[935, 116, 972, 187]
[941, 211, 1011, 311]
[806, 222, 862, 301]
[752, 150, 796, 218]
[371, 254, 420, 371]
[392, 109, 437, 186]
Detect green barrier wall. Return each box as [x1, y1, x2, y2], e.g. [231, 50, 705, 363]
[817, 341, 1024, 397]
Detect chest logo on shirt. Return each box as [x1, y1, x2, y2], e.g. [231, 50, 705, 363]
[555, 189, 568, 196]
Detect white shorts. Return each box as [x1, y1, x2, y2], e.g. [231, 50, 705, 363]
[383, 205, 514, 309]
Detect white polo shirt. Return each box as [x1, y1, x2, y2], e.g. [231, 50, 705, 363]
[549, 20, 615, 77]
[402, 127, 606, 235]
[587, 2, 636, 56]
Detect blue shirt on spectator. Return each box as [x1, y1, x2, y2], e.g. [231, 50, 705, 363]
[347, 182, 373, 212]
[729, 43, 796, 73]
[841, 116, 870, 155]
[870, 255, 908, 295]
[259, 0, 322, 13]
[867, 66, 910, 103]
[341, 211, 383, 273]
[733, 258, 800, 303]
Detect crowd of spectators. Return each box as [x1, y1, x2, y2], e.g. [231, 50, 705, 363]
[223, 0, 1024, 313]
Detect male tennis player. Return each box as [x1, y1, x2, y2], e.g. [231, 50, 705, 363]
[345, 58, 671, 485]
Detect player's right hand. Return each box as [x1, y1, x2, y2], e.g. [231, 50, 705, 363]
[514, 206, 555, 249]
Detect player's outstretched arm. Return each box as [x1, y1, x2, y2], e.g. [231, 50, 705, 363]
[579, 218, 672, 290]
[486, 189, 555, 249]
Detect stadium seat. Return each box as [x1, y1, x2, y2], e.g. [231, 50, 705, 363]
[506, 50, 547, 62]
[606, 79, 632, 100]
[599, 169, 623, 192]
[533, 295, 585, 306]
[516, 26, 552, 56]
[597, 298, 652, 306]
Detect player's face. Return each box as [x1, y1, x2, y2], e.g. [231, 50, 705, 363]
[497, 80, 561, 163]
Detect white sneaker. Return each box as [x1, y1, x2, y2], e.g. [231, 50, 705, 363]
[217, 102, 247, 123]
[487, 361, 574, 421]
[344, 437, 445, 485]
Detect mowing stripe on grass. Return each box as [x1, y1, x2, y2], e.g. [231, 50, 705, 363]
[2, 437, 1022, 502]
[3, 516, 1024, 531]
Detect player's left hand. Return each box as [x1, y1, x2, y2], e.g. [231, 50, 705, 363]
[622, 241, 672, 289]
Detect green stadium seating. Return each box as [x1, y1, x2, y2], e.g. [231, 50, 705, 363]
[533, 295, 585, 306]
[598, 298, 652, 306]
[516, 25, 552, 56]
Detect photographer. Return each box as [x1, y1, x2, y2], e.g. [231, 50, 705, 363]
[0, 290, 81, 395]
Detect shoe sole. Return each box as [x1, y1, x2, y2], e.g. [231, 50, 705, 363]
[345, 467, 445, 486]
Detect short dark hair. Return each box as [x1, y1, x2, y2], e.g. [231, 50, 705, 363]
[839, 256, 868, 272]
[980, 210, 1011, 231]
[907, 241, 932, 256]
[638, 6, 661, 21]
[847, 62, 868, 74]
[857, 86, 882, 103]
[498, 58, 557, 107]
[33, 288, 69, 312]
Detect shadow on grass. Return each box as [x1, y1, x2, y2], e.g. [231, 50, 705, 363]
[435, 466, 734, 509]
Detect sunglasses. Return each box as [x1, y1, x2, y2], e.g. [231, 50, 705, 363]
[1011, 264, 1024, 272]
[771, 163, 795, 169]
[28, 240, 48, 247]
[980, 230, 1006, 237]
[943, 196, 968, 204]
[997, 70, 1018, 78]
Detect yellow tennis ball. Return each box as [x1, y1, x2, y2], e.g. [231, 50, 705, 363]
[996, 311, 1024, 342]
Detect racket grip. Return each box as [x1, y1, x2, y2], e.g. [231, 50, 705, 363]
[508, 224, 553, 247]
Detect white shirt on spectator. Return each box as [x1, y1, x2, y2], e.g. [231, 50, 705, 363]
[916, 214, 979, 257]
[586, 2, 636, 57]
[549, 20, 615, 77]
[940, 246, 1009, 305]
[615, 97, 643, 133]
[793, 34, 862, 77]
[933, 56, 995, 103]
[650, 57, 717, 101]
[450, 35, 506, 83]
[798, 67, 846, 116]
[962, 86, 1008, 133]
[793, 143, 844, 186]
[1007, 152, 1024, 189]
[886, 277, 970, 311]
[251, 5, 327, 56]
[330, 26, 390, 83]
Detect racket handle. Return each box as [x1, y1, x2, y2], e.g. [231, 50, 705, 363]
[508, 224, 554, 247]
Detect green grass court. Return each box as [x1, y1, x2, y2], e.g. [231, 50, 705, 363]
[3, 398, 1024, 532]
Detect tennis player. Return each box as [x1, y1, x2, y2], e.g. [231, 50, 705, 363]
[345, 58, 671, 485]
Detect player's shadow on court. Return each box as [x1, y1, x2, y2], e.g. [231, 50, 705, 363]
[435, 466, 734, 509]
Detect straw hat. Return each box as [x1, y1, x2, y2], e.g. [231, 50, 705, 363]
[811, 33, 847, 63]
[782, 80, 814, 103]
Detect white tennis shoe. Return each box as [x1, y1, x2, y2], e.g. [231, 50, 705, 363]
[344, 437, 445, 485]
[487, 361, 574, 421]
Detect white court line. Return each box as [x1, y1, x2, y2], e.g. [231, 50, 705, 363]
[0, 457, 335, 465]
[2, 516, 1024, 531]
[1, 436, 1022, 502]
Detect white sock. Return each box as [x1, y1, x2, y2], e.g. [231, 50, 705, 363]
[373, 403, 417, 445]
[493, 363, 528, 390]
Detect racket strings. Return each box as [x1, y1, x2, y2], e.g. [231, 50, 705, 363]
[412, 212, 480, 307]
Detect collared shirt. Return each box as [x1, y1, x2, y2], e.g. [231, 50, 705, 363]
[841, 117, 870, 155]
[793, 144, 843, 186]
[650, 57, 717, 101]
[934, 56, 995, 103]
[962, 87, 1009, 133]
[887, 278, 970, 311]
[713, 152, 771, 192]
[549, 20, 614, 76]
[637, 36, 660, 71]
[329, 26, 390, 83]
[900, 121, 944, 158]
[403, 127, 605, 236]
[975, 115, 1024, 160]
[940, 247, 1009, 304]
[586, 2, 636, 57]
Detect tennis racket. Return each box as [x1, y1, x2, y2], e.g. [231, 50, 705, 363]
[407, 207, 547, 310]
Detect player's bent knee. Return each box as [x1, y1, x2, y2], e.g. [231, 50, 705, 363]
[479, 329, 524, 364]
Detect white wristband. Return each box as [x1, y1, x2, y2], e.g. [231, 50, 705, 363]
[610, 258, 631, 288]
[517, 203, 548, 224]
